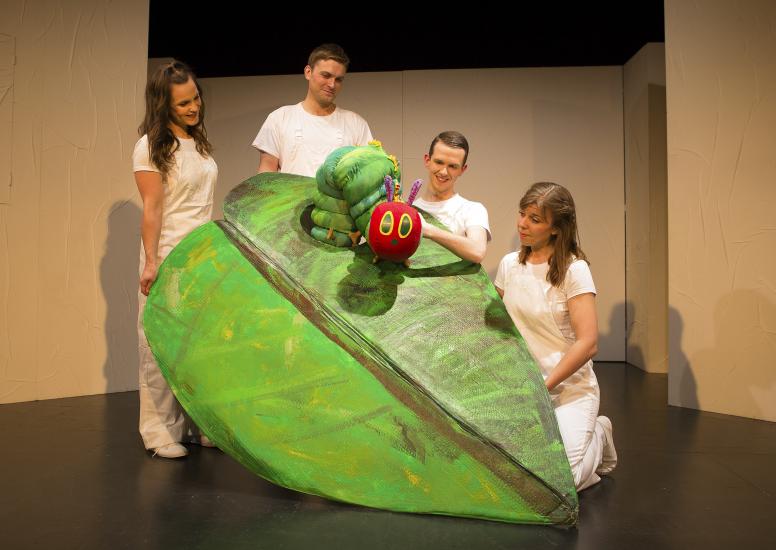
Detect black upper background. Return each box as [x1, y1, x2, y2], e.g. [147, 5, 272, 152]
[148, 3, 665, 78]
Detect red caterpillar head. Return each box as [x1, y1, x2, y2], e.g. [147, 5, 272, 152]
[368, 178, 423, 263]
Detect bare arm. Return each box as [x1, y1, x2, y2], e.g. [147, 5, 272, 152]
[135, 171, 164, 296]
[544, 292, 598, 391]
[422, 224, 488, 264]
[258, 151, 280, 173]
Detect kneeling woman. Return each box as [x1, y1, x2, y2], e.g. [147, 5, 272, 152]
[494, 182, 617, 490]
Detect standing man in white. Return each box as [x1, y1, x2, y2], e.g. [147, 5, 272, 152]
[413, 131, 491, 263]
[252, 43, 373, 177]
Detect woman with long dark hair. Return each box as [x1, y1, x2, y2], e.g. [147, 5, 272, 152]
[133, 60, 217, 458]
[495, 182, 617, 490]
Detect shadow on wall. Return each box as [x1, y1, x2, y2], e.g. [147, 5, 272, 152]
[592, 300, 627, 362]
[598, 302, 627, 364]
[622, 300, 670, 372]
[97, 201, 144, 516]
[618, 300, 693, 408]
[684, 290, 776, 420]
[99, 200, 141, 393]
[670, 307, 695, 410]
[623, 301, 644, 369]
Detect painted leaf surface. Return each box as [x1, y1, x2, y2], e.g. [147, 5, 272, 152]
[144, 173, 578, 524]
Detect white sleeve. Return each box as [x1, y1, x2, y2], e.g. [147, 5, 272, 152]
[361, 119, 373, 145]
[252, 110, 281, 157]
[417, 209, 427, 230]
[565, 260, 597, 299]
[352, 113, 372, 145]
[465, 202, 492, 241]
[494, 253, 511, 290]
[132, 136, 159, 173]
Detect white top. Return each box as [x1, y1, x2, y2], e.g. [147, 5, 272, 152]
[494, 254, 596, 343]
[252, 103, 373, 177]
[132, 134, 218, 262]
[413, 194, 492, 240]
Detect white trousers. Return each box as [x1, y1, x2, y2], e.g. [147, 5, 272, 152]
[554, 393, 606, 491]
[138, 292, 196, 449]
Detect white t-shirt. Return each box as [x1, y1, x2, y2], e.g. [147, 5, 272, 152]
[413, 194, 492, 240]
[494, 253, 596, 343]
[252, 103, 373, 177]
[132, 135, 217, 263]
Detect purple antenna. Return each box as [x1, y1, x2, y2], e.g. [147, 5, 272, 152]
[384, 175, 394, 202]
[406, 179, 423, 206]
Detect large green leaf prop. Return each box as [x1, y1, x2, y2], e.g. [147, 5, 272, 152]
[143, 173, 578, 525]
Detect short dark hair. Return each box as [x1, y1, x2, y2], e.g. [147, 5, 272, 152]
[428, 131, 469, 164]
[308, 44, 350, 69]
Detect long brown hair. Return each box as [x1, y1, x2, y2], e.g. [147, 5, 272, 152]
[518, 181, 588, 287]
[139, 60, 212, 179]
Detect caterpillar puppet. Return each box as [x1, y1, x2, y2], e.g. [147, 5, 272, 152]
[309, 140, 423, 263]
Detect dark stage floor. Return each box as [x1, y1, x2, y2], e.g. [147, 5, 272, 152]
[2, 363, 775, 549]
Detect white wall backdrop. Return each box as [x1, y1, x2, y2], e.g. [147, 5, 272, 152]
[0, 0, 149, 404]
[666, 0, 776, 421]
